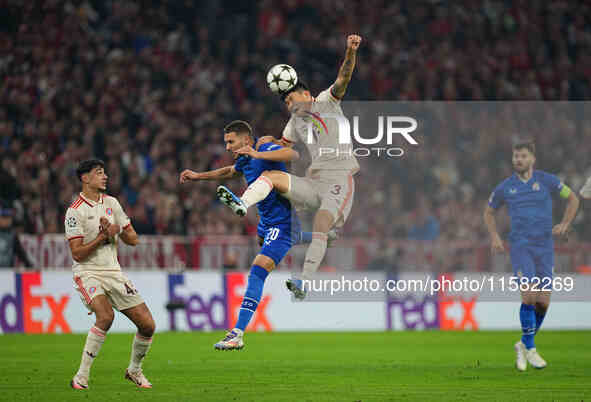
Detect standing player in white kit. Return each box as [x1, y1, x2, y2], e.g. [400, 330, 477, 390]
[217, 34, 362, 299]
[65, 159, 155, 389]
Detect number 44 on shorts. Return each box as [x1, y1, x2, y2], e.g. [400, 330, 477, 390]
[124, 281, 138, 295]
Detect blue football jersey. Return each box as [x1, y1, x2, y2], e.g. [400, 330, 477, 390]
[488, 170, 563, 241]
[233, 141, 298, 231]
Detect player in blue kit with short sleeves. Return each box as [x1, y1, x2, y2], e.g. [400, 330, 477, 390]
[179, 120, 305, 350]
[484, 140, 579, 371]
[229, 133, 301, 265]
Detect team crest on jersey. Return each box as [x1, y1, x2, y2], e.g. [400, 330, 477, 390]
[66, 216, 78, 228]
[509, 188, 517, 194]
[532, 182, 540, 191]
[106, 208, 113, 215]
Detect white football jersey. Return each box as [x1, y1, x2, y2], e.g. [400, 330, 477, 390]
[64, 193, 131, 273]
[281, 85, 359, 173]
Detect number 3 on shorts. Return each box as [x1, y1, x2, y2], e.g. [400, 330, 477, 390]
[331, 185, 341, 195]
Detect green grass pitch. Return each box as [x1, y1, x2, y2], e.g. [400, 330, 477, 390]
[1, 331, 590, 401]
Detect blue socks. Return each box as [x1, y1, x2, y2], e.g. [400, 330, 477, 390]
[520, 303, 536, 349]
[235, 265, 269, 331]
[535, 308, 546, 334]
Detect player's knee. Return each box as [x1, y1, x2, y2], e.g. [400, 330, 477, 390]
[138, 317, 156, 337]
[535, 301, 549, 313]
[95, 310, 114, 331]
[313, 209, 335, 233]
[521, 293, 536, 305]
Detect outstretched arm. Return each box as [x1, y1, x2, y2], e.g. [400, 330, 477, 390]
[331, 34, 362, 99]
[179, 165, 240, 183]
[235, 144, 299, 162]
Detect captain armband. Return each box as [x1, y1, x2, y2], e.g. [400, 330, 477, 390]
[559, 185, 572, 199]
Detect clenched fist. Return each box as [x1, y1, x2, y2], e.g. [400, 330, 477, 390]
[347, 34, 362, 51]
[179, 169, 200, 184]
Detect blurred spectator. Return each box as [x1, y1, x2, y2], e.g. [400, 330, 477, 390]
[0, 199, 33, 268]
[408, 196, 440, 241]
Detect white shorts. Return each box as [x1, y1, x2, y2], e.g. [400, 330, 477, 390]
[73, 271, 144, 312]
[285, 169, 355, 227]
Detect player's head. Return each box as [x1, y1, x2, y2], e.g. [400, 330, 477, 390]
[281, 82, 312, 114]
[76, 158, 107, 192]
[224, 120, 254, 159]
[512, 140, 536, 174]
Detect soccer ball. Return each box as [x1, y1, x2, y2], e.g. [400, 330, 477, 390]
[266, 64, 298, 94]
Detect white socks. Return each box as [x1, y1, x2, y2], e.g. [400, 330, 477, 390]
[241, 176, 274, 208]
[77, 326, 106, 378]
[128, 333, 153, 372]
[302, 232, 328, 280]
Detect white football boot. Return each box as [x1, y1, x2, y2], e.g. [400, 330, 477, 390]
[514, 341, 527, 371]
[217, 186, 247, 217]
[525, 347, 547, 369]
[214, 328, 244, 351]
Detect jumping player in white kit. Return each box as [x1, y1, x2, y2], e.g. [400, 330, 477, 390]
[216, 34, 362, 299]
[65, 159, 155, 390]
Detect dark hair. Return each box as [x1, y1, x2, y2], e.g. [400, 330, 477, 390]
[76, 158, 105, 181]
[512, 140, 535, 155]
[224, 120, 253, 139]
[280, 81, 309, 101]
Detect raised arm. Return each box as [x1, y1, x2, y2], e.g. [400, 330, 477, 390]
[331, 34, 362, 99]
[179, 165, 240, 184]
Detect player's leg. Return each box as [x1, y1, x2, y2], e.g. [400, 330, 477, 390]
[120, 302, 156, 388]
[301, 173, 354, 280]
[217, 170, 291, 216]
[216, 225, 294, 349]
[72, 287, 114, 389]
[242, 170, 290, 205]
[510, 244, 536, 371]
[215, 252, 277, 350]
[533, 243, 554, 335]
[106, 272, 154, 387]
[522, 244, 554, 369]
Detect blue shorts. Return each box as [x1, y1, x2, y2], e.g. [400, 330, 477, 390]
[510, 239, 554, 285]
[258, 224, 294, 266]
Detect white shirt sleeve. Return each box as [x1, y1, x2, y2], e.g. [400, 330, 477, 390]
[315, 85, 341, 105]
[112, 198, 131, 229]
[281, 117, 297, 143]
[65, 208, 84, 240]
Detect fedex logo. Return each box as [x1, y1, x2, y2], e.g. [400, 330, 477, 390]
[0, 272, 71, 334]
[168, 274, 226, 331]
[226, 273, 272, 332]
[167, 273, 272, 332]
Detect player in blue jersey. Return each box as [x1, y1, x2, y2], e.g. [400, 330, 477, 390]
[179, 120, 306, 350]
[483, 140, 579, 371]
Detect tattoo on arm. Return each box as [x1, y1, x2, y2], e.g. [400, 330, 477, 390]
[333, 48, 357, 98]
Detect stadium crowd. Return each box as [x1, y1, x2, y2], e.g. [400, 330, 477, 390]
[2, 0, 591, 247]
